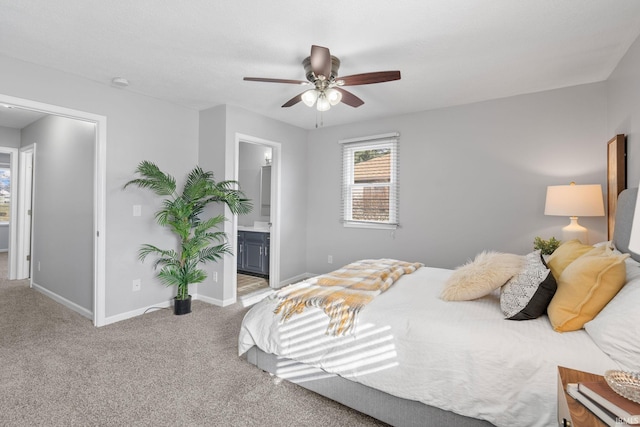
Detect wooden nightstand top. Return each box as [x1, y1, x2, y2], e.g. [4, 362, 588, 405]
[557, 366, 607, 427]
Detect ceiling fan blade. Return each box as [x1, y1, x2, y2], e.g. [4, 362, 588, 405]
[338, 71, 401, 86]
[244, 77, 309, 85]
[282, 92, 304, 108]
[310, 45, 331, 79]
[335, 88, 364, 108]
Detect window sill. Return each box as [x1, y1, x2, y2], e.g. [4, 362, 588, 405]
[343, 221, 398, 230]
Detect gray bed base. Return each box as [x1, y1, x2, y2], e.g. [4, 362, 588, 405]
[246, 346, 493, 427]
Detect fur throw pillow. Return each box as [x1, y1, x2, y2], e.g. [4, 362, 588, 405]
[441, 251, 524, 301]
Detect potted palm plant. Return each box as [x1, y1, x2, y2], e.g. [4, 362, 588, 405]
[124, 160, 251, 315]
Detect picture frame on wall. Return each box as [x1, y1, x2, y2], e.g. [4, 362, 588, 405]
[607, 134, 626, 240]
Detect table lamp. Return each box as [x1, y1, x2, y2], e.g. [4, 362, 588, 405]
[544, 182, 605, 244]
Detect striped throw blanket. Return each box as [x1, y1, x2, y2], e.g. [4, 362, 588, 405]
[274, 259, 423, 335]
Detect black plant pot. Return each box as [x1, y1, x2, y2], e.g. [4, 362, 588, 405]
[174, 295, 192, 315]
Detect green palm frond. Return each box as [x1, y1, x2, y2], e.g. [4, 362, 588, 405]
[123, 161, 176, 196]
[198, 244, 230, 263]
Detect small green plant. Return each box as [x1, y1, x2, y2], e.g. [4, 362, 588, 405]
[533, 236, 561, 255]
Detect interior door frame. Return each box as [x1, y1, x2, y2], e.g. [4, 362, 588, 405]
[16, 144, 33, 280]
[226, 133, 281, 303]
[0, 94, 107, 327]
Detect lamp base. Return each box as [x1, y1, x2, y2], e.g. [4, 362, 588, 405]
[562, 217, 589, 244]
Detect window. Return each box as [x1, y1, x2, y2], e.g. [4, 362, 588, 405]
[0, 167, 10, 224]
[340, 132, 399, 229]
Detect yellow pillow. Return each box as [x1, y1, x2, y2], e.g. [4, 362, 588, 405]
[546, 240, 601, 279]
[547, 247, 629, 332]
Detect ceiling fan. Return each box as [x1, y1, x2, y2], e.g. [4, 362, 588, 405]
[244, 45, 401, 111]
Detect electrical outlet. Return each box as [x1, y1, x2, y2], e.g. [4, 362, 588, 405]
[213, 271, 218, 282]
[328, 255, 333, 264]
[132, 279, 141, 292]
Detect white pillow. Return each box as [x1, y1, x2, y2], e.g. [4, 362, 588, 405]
[441, 251, 523, 301]
[584, 258, 640, 372]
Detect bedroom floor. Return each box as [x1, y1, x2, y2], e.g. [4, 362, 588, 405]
[237, 273, 272, 307]
[237, 273, 269, 296]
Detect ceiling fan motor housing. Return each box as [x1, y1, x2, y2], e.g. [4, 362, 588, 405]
[303, 56, 341, 86]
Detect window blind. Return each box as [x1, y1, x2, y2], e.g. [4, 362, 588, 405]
[339, 132, 399, 229]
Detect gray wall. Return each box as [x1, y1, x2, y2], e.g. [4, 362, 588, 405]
[0, 126, 21, 148]
[608, 31, 640, 186]
[306, 83, 608, 273]
[198, 105, 308, 301]
[0, 54, 199, 319]
[22, 115, 95, 310]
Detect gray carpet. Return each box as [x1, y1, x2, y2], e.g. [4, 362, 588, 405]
[0, 279, 387, 426]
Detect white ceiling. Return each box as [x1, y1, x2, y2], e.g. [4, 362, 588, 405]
[2, 0, 640, 130]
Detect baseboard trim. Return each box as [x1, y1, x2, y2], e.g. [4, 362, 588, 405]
[100, 274, 317, 326]
[194, 293, 234, 307]
[31, 282, 93, 320]
[278, 272, 314, 288]
[103, 300, 172, 326]
[102, 294, 231, 326]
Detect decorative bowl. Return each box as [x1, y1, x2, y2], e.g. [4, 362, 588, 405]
[604, 370, 640, 404]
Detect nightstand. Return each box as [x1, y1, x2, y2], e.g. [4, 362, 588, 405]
[557, 366, 607, 427]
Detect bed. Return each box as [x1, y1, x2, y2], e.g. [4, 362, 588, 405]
[238, 188, 640, 427]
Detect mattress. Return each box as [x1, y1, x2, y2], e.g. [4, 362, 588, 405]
[239, 266, 621, 427]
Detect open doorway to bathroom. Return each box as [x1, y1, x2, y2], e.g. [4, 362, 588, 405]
[237, 141, 272, 301]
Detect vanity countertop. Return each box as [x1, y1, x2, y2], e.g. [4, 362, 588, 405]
[238, 225, 270, 233]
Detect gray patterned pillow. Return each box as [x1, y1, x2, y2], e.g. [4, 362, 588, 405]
[500, 250, 557, 320]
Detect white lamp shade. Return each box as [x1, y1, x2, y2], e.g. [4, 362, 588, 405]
[301, 89, 318, 107]
[629, 184, 640, 254]
[316, 93, 331, 111]
[545, 183, 604, 244]
[544, 184, 605, 217]
[325, 88, 342, 106]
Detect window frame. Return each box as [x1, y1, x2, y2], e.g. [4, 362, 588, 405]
[340, 132, 399, 230]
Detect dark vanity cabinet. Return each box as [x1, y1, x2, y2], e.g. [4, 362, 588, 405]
[237, 231, 270, 277]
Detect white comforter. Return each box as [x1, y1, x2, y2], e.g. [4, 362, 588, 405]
[238, 266, 621, 427]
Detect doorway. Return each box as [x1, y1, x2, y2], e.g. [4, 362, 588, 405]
[227, 133, 281, 306]
[237, 142, 271, 299]
[0, 94, 106, 326]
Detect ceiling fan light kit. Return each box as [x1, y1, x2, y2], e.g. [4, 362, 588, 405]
[244, 45, 401, 114]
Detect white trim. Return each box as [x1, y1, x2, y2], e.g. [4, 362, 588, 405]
[343, 221, 398, 230]
[227, 133, 282, 305]
[279, 272, 314, 287]
[102, 293, 236, 325]
[103, 300, 172, 326]
[194, 292, 235, 307]
[338, 132, 400, 144]
[16, 145, 34, 280]
[0, 94, 107, 327]
[31, 281, 93, 319]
